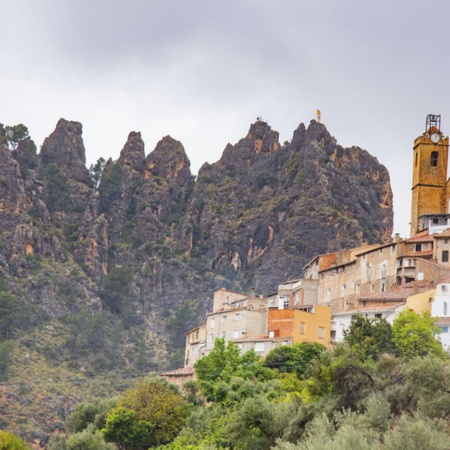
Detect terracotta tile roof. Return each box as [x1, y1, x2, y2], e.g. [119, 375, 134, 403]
[405, 234, 434, 243]
[435, 317, 450, 326]
[160, 366, 194, 376]
[333, 302, 404, 316]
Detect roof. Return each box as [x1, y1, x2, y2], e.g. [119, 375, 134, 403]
[404, 234, 434, 243]
[333, 302, 405, 317]
[435, 229, 450, 238]
[435, 317, 450, 326]
[185, 324, 206, 335]
[160, 366, 195, 377]
[359, 282, 435, 302]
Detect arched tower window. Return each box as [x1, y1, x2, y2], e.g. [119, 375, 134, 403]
[431, 151, 438, 167]
[415, 152, 418, 167]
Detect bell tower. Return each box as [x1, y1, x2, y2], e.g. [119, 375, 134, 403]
[410, 114, 449, 237]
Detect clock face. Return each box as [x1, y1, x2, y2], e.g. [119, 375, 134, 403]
[431, 133, 441, 144]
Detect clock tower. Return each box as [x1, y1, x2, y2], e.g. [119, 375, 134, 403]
[410, 114, 449, 237]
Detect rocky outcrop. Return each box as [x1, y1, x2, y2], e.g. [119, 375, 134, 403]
[0, 116, 393, 337]
[40, 119, 91, 184]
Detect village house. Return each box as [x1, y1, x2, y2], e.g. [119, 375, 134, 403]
[184, 324, 206, 367]
[331, 282, 435, 343]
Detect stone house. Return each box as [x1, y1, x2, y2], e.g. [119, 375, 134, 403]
[184, 324, 206, 367]
[204, 290, 269, 354]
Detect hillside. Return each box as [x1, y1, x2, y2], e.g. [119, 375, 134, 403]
[0, 118, 393, 445]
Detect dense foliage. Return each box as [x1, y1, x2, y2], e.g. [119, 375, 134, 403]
[47, 310, 450, 449]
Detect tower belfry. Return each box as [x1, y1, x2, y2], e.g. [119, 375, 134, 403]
[410, 114, 449, 237]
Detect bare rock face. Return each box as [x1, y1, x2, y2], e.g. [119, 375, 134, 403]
[185, 120, 393, 292]
[0, 116, 393, 343]
[0, 138, 30, 228]
[40, 119, 91, 184]
[118, 131, 145, 172]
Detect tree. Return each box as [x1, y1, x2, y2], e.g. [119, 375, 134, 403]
[0, 291, 20, 339]
[263, 342, 326, 377]
[0, 342, 14, 381]
[103, 380, 188, 449]
[5, 124, 29, 150]
[89, 157, 106, 189]
[66, 426, 114, 450]
[40, 163, 70, 212]
[101, 266, 133, 315]
[392, 310, 446, 360]
[0, 430, 29, 449]
[227, 395, 295, 450]
[98, 163, 123, 212]
[405, 355, 450, 419]
[343, 315, 396, 360]
[102, 407, 154, 450]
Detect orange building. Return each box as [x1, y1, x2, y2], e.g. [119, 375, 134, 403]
[267, 304, 332, 349]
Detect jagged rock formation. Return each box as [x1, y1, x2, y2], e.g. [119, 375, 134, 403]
[0, 117, 392, 350]
[0, 117, 392, 446]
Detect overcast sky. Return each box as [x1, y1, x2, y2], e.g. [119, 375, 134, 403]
[1, 0, 450, 238]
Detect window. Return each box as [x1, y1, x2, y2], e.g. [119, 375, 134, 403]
[375, 313, 382, 319]
[269, 330, 275, 338]
[233, 330, 240, 338]
[234, 312, 243, 321]
[341, 283, 346, 297]
[196, 331, 199, 339]
[318, 327, 325, 339]
[415, 152, 418, 167]
[356, 283, 360, 294]
[445, 239, 449, 244]
[381, 264, 386, 279]
[221, 316, 227, 324]
[444, 302, 448, 316]
[367, 265, 372, 282]
[381, 282, 385, 292]
[283, 297, 290, 308]
[442, 251, 449, 263]
[431, 151, 438, 167]
[210, 318, 215, 329]
[326, 289, 331, 302]
[415, 243, 422, 252]
[255, 342, 265, 352]
[210, 333, 214, 343]
[440, 327, 448, 333]
[433, 218, 439, 224]
[300, 322, 305, 334]
[221, 331, 226, 339]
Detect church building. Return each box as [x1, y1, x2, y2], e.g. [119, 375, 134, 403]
[410, 114, 450, 237]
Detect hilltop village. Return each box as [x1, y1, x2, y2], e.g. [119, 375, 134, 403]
[179, 114, 450, 378]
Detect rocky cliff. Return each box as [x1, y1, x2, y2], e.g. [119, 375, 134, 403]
[0, 117, 392, 445]
[0, 117, 393, 344]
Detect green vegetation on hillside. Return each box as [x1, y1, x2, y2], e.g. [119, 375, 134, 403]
[42, 312, 450, 450]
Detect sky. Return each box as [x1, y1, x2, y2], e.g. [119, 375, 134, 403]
[1, 0, 450, 238]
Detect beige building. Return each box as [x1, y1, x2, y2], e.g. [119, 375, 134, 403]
[184, 324, 206, 367]
[204, 290, 268, 354]
[306, 241, 399, 314]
